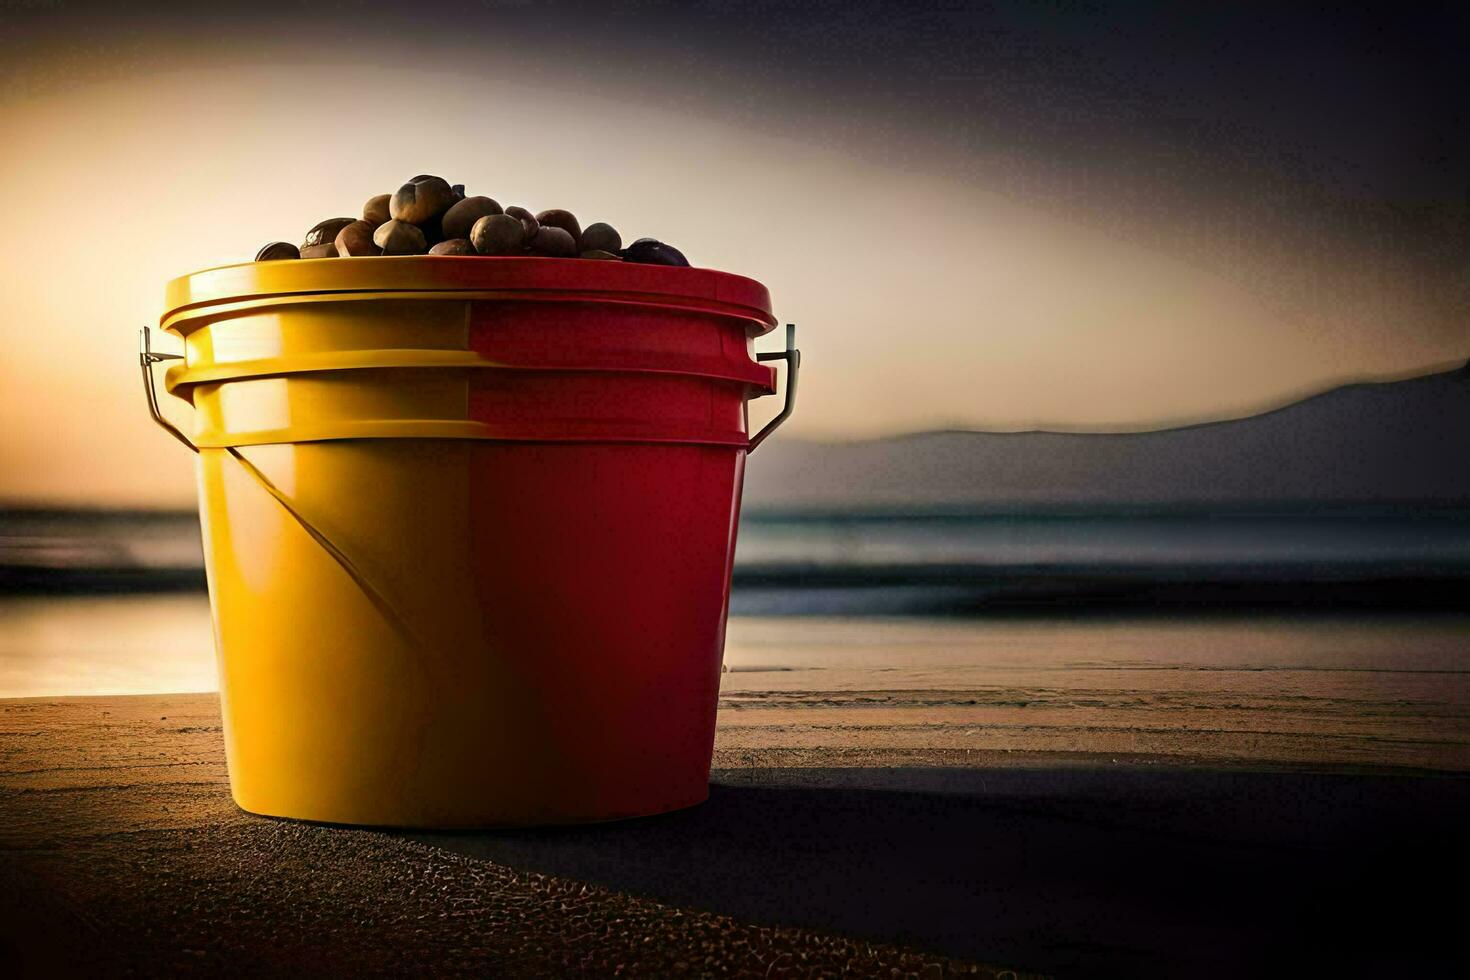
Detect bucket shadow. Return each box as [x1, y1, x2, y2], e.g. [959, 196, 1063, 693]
[405, 767, 1469, 978]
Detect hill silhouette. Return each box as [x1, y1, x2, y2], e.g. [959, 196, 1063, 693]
[745, 362, 1470, 510]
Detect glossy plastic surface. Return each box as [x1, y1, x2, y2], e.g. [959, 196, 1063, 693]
[164, 258, 776, 826]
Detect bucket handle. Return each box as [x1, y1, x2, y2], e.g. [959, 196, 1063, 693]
[140, 326, 198, 453]
[748, 323, 800, 453]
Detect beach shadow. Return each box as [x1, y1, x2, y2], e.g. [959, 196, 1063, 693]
[406, 767, 1469, 978]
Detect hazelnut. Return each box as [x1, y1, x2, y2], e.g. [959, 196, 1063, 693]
[303, 217, 355, 249]
[429, 238, 476, 256]
[581, 222, 621, 254]
[535, 209, 582, 249]
[471, 213, 527, 256]
[372, 219, 428, 255]
[334, 219, 382, 257]
[300, 243, 339, 259]
[442, 196, 503, 241]
[504, 206, 539, 238]
[390, 176, 455, 225]
[363, 194, 391, 226]
[528, 225, 577, 257]
[579, 249, 621, 261]
[255, 242, 299, 261]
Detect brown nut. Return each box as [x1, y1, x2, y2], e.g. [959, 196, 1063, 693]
[300, 243, 339, 259]
[334, 219, 382, 257]
[363, 194, 391, 226]
[303, 217, 354, 249]
[504, 206, 539, 238]
[255, 241, 299, 261]
[441, 196, 503, 240]
[451, 183, 466, 201]
[579, 249, 621, 260]
[471, 213, 527, 256]
[390, 176, 456, 225]
[372, 219, 427, 255]
[528, 225, 577, 257]
[535, 209, 581, 249]
[428, 238, 476, 256]
[580, 222, 621, 254]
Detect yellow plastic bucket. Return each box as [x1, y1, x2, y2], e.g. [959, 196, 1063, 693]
[142, 256, 797, 827]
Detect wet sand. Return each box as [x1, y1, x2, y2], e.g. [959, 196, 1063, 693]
[719, 614, 1470, 772]
[3, 690, 1467, 977]
[8, 603, 1470, 774]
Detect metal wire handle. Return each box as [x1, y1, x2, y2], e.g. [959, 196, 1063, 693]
[749, 323, 800, 453]
[139, 325, 197, 453]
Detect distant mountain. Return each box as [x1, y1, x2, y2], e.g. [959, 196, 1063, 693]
[744, 361, 1470, 510]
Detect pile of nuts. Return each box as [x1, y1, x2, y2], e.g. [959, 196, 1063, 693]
[254, 174, 689, 267]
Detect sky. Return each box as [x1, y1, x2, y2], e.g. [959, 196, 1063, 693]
[0, 2, 1466, 507]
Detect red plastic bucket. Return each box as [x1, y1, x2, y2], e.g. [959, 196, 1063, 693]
[141, 257, 798, 827]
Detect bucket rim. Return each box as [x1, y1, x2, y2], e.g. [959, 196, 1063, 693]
[163, 256, 776, 333]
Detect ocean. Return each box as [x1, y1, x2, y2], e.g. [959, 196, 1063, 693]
[5, 506, 1469, 601]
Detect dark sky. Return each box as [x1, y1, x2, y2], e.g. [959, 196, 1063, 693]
[5, 1, 1466, 217]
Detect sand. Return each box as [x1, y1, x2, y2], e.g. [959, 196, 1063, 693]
[2, 692, 1467, 977]
[0, 694, 1025, 978]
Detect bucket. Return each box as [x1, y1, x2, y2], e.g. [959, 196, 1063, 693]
[139, 256, 798, 827]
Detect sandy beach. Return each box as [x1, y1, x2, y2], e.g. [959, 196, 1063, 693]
[3, 665, 1467, 977]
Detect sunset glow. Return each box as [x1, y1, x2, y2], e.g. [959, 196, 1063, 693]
[1, 31, 1463, 505]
